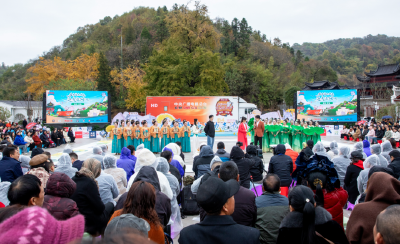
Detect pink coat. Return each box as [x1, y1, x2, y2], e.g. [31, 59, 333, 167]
[238, 123, 248, 150]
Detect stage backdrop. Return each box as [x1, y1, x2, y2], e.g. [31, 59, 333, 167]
[296, 90, 358, 122]
[45, 90, 109, 124]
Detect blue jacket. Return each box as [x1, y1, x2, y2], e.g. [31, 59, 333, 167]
[0, 156, 23, 183]
[117, 147, 136, 182]
[14, 135, 26, 145]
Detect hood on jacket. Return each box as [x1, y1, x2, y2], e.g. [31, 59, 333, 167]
[329, 141, 339, 155]
[0, 182, 11, 206]
[364, 155, 379, 169]
[275, 144, 286, 155]
[45, 172, 76, 198]
[365, 172, 400, 203]
[134, 149, 158, 173]
[133, 166, 161, 191]
[19, 155, 30, 168]
[230, 146, 244, 159]
[103, 155, 117, 169]
[163, 147, 174, 158]
[339, 146, 351, 158]
[353, 160, 364, 170]
[246, 145, 258, 155]
[313, 142, 329, 158]
[285, 143, 292, 150]
[31, 148, 44, 158]
[199, 145, 214, 158]
[363, 140, 370, 148]
[353, 142, 364, 152]
[381, 141, 393, 153]
[165, 143, 181, 156]
[57, 153, 73, 168]
[371, 144, 382, 155]
[156, 157, 170, 176]
[210, 156, 221, 168]
[120, 147, 132, 159]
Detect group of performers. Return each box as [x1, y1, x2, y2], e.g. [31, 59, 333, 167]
[245, 118, 323, 153]
[109, 119, 191, 154]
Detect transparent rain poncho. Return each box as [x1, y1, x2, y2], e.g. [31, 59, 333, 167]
[332, 146, 351, 187]
[312, 141, 330, 159]
[87, 146, 105, 169]
[370, 144, 388, 167]
[103, 155, 127, 200]
[164, 143, 184, 167]
[352, 142, 368, 160]
[103, 155, 117, 169]
[100, 145, 108, 156]
[357, 155, 379, 194]
[327, 141, 339, 159]
[54, 153, 78, 178]
[380, 141, 393, 163]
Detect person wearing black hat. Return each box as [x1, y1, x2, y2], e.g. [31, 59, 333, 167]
[179, 177, 260, 244]
[344, 151, 364, 207]
[388, 150, 400, 178]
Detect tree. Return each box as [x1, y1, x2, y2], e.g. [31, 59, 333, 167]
[45, 79, 96, 91]
[140, 27, 152, 62]
[284, 86, 301, 108]
[125, 25, 135, 45]
[96, 52, 115, 101]
[0, 107, 11, 121]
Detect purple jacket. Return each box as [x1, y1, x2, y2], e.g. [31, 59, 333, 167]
[363, 140, 372, 157]
[163, 147, 184, 177]
[117, 147, 136, 181]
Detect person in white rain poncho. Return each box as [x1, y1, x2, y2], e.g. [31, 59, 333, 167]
[103, 155, 127, 201]
[332, 146, 351, 187]
[19, 155, 31, 174]
[352, 142, 368, 160]
[156, 157, 183, 238]
[127, 148, 173, 200]
[327, 141, 339, 160]
[380, 141, 393, 163]
[164, 143, 185, 167]
[100, 145, 108, 156]
[312, 141, 331, 160]
[88, 147, 105, 169]
[357, 155, 379, 195]
[54, 153, 78, 178]
[370, 144, 388, 167]
[135, 144, 145, 156]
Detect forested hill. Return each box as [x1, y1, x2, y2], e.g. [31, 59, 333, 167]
[1, 3, 399, 112]
[293, 35, 400, 85]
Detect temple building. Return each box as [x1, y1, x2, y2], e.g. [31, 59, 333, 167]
[302, 80, 342, 90]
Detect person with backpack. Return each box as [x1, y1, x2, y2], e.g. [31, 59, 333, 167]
[245, 145, 264, 189]
[192, 145, 214, 179]
[268, 144, 293, 196]
[181, 175, 200, 216]
[230, 146, 255, 189]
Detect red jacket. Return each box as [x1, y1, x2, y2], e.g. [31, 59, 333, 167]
[43, 172, 79, 220]
[320, 188, 348, 228]
[285, 149, 298, 173]
[32, 135, 41, 146]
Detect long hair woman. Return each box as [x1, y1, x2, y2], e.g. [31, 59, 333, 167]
[108, 181, 165, 244]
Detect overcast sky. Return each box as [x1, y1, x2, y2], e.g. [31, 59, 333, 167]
[1, 0, 399, 66]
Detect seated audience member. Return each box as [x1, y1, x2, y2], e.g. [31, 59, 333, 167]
[108, 181, 166, 244]
[277, 185, 348, 244]
[30, 147, 44, 158]
[117, 147, 136, 182]
[179, 177, 260, 244]
[19, 155, 31, 174]
[357, 155, 379, 196]
[255, 174, 290, 244]
[0, 206, 84, 243]
[54, 153, 78, 178]
[127, 149, 173, 200]
[27, 154, 51, 188]
[388, 150, 400, 178]
[14, 130, 27, 154]
[90, 147, 105, 169]
[103, 155, 127, 200]
[115, 166, 171, 228]
[307, 172, 348, 227]
[0, 181, 11, 206]
[126, 145, 136, 161]
[43, 151, 51, 160]
[347, 172, 400, 244]
[68, 127, 75, 143]
[193, 145, 214, 179]
[332, 146, 351, 187]
[97, 164, 119, 206]
[370, 144, 388, 167]
[0, 146, 23, 183]
[43, 172, 79, 220]
[381, 140, 393, 162]
[70, 152, 84, 171]
[164, 142, 184, 167]
[100, 145, 108, 156]
[353, 141, 368, 160]
[245, 145, 264, 185]
[373, 205, 400, 244]
[327, 141, 339, 159]
[284, 143, 298, 172]
[162, 147, 184, 177]
[340, 125, 349, 139]
[218, 161, 256, 227]
[8, 174, 44, 206]
[71, 158, 115, 236]
[105, 214, 151, 240]
[268, 144, 293, 195]
[215, 142, 230, 162]
[160, 150, 182, 185]
[231, 146, 255, 189]
[175, 141, 185, 162]
[32, 131, 43, 148]
[363, 139, 372, 157]
[344, 151, 364, 208]
[191, 157, 222, 195]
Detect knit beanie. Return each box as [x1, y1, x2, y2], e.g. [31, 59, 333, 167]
[0, 206, 85, 244]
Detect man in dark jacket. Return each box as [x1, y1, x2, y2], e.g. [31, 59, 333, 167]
[245, 145, 264, 183]
[23, 119, 27, 128]
[40, 131, 49, 148]
[0, 147, 23, 183]
[388, 150, 400, 178]
[192, 145, 214, 179]
[179, 176, 260, 244]
[70, 152, 84, 171]
[219, 161, 257, 227]
[255, 174, 289, 244]
[230, 146, 255, 188]
[268, 144, 293, 187]
[215, 142, 230, 162]
[204, 115, 215, 149]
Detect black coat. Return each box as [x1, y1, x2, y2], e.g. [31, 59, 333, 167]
[246, 145, 264, 182]
[204, 121, 215, 138]
[179, 215, 260, 244]
[277, 207, 348, 244]
[388, 158, 400, 179]
[231, 146, 255, 188]
[51, 132, 58, 142]
[169, 164, 182, 185]
[72, 160, 84, 171]
[23, 120, 27, 128]
[40, 133, 48, 142]
[193, 155, 213, 179]
[268, 144, 293, 187]
[376, 129, 384, 139]
[231, 186, 257, 227]
[344, 163, 363, 204]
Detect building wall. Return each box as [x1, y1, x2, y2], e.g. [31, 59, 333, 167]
[360, 99, 392, 117]
[0, 102, 43, 122]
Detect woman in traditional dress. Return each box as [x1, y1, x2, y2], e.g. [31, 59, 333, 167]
[123, 120, 134, 147]
[280, 120, 290, 145]
[191, 120, 201, 153]
[119, 120, 125, 149]
[313, 121, 322, 143]
[180, 120, 191, 153]
[150, 120, 160, 153]
[269, 120, 281, 145]
[111, 122, 120, 154]
[133, 121, 142, 148]
[160, 119, 170, 150]
[292, 121, 303, 152]
[262, 119, 270, 153]
[237, 117, 248, 150]
[302, 123, 313, 144]
[170, 120, 180, 143]
[141, 120, 151, 149]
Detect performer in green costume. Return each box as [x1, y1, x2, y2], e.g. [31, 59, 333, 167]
[262, 119, 269, 153]
[291, 122, 303, 152]
[248, 117, 255, 144]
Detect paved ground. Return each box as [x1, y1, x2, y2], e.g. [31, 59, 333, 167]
[40, 136, 353, 243]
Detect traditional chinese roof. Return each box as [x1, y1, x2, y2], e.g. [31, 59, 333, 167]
[303, 80, 341, 90]
[365, 63, 400, 77]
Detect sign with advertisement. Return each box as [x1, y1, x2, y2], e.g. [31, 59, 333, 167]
[45, 90, 109, 124]
[324, 125, 341, 137]
[296, 89, 358, 122]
